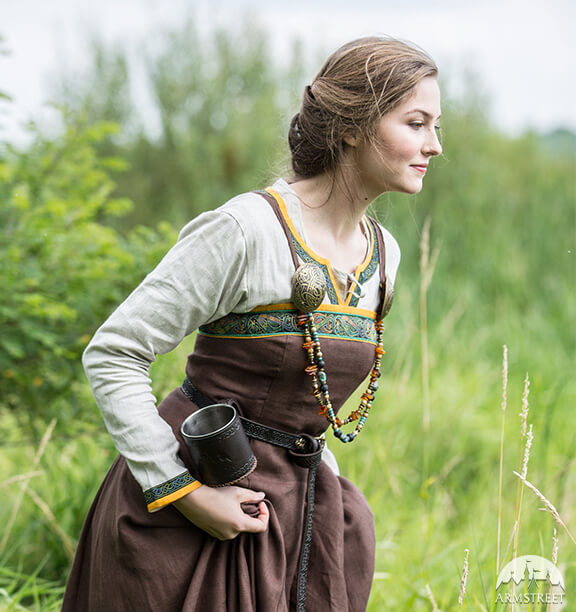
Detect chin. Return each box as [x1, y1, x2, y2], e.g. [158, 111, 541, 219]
[398, 182, 424, 195]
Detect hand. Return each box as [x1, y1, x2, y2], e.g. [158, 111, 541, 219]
[173, 485, 269, 540]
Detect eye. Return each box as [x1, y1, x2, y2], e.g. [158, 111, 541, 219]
[409, 122, 424, 130]
[434, 124, 442, 133]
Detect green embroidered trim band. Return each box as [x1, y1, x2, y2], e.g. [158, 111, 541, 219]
[143, 471, 197, 506]
[351, 218, 380, 308]
[199, 309, 378, 343]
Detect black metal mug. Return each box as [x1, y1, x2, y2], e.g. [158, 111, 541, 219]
[181, 404, 256, 487]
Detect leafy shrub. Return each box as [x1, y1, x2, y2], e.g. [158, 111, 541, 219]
[0, 118, 176, 435]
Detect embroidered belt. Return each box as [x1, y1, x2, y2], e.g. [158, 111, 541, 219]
[180, 377, 322, 612]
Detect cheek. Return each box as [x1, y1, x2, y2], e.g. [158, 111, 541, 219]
[377, 130, 419, 164]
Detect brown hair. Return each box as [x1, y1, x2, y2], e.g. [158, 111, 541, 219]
[288, 36, 438, 178]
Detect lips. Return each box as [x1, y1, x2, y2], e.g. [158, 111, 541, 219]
[411, 164, 428, 175]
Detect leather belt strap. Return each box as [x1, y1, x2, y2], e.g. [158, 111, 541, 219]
[240, 420, 323, 469]
[255, 190, 301, 270]
[180, 377, 321, 611]
[180, 378, 323, 466]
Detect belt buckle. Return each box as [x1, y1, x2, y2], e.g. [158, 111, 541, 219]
[294, 433, 325, 454]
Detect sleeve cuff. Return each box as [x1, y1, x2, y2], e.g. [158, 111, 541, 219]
[144, 471, 202, 512]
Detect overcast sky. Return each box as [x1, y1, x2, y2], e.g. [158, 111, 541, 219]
[1, 0, 574, 143]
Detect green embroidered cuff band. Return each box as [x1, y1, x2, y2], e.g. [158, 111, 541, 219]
[144, 471, 202, 512]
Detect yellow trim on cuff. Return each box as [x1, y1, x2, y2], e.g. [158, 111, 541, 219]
[146, 480, 202, 512]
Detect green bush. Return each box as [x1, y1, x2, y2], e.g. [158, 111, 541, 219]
[0, 118, 176, 435]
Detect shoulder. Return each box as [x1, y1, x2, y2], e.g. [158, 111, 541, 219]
[177, 191, 277, 244]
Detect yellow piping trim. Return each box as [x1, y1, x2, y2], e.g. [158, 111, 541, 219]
[318, 303, 376, 318]
[251, 302, 376, 319]
[265, 187, 376, 308]
[198, 332, 378, 344]
[251, 303, 295, 312]
[146, 480, 202, 512]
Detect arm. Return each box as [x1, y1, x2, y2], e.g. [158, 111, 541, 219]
[83, 201, 268, 534]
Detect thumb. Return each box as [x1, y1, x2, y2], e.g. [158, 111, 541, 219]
[236, 488, 266, 504]
[241, 501, 270, 533]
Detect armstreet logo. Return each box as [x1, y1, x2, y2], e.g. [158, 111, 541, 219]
[495, 555, 565, 608]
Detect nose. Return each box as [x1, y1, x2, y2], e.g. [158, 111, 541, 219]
[424, 128, 442, 157]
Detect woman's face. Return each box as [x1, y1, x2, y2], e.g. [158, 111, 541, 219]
[353, 76, 442, 199]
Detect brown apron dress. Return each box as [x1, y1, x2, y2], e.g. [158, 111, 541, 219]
[63, 194, 386, 611]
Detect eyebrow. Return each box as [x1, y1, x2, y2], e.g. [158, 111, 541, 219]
[404, 109, 442, 120]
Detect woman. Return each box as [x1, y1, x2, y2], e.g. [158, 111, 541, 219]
[63, 36, 442, 611]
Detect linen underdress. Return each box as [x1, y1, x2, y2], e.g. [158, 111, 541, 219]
[62, 179, 401, 611]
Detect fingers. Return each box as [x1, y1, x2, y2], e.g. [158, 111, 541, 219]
[256, 500, 269, 525]
[240, 500, 269, 534]
[173, 485, 270, 539]
[235, 488, 266, 504]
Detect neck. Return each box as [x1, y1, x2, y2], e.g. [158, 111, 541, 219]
[289, 171, 371, 275]
[290, 171, 369, 241]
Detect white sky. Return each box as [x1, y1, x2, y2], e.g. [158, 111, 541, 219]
[1, 0, 574, 143]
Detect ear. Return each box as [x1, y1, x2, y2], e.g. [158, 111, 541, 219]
[343, 133, 360, 147]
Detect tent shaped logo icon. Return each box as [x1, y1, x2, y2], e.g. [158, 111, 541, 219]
[496, 555, 565, 592]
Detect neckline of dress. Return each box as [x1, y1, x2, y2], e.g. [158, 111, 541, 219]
[267, 183, 377, 307]
[273, 180, 373, 275]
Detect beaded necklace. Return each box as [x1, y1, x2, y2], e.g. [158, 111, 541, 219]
[291, 262, 392, 443]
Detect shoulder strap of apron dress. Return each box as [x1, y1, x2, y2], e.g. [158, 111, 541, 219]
[369, 216, 386, 283]
[368, 215, 387, 285]
[255, 190, 300, 270]
[368, 216, 393, 319]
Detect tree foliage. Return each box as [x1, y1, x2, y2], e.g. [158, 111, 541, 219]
[0, 119, 175, 434]
[51, 18, 305, 228]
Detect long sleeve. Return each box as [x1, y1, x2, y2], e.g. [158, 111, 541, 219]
[82, 204, 251, 511]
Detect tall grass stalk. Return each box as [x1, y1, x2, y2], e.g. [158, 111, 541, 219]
[458, 548, 470, 610]
[0, 472, 43, 489]
[499, 520, 519, 570]
[418, 217, 439, 539]
[0, 419, 57, 555]
[551, 528, 559, 565]
[25, 489, 75, 561]
[513, 472, 576, 546]
[513, 374, 531, 560]
[419, 216, 439, 435]
[425, 583, 441, 611]
[495, 345, 508, 576]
